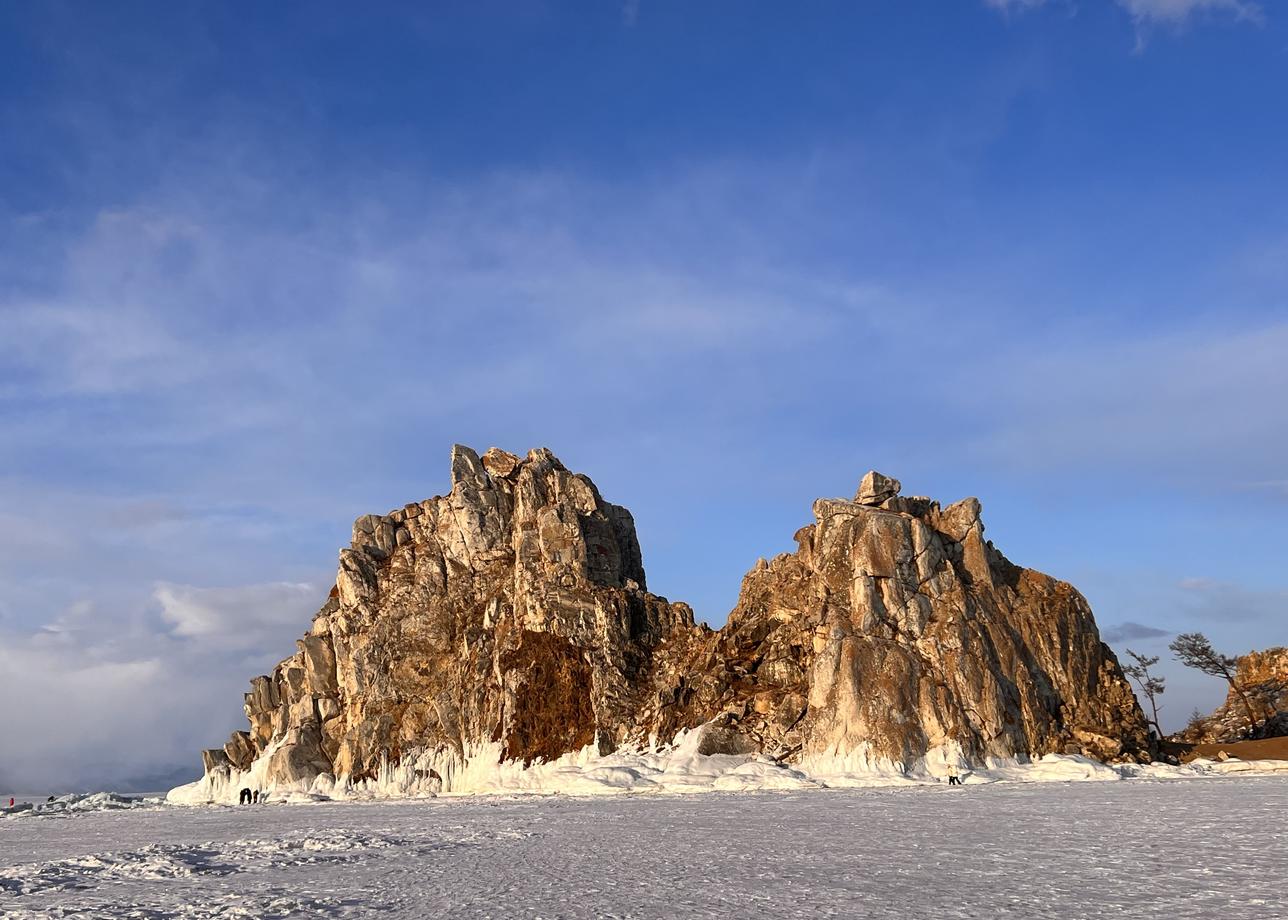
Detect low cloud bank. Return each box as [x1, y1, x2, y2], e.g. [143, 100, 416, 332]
[0, 580, 321, 794]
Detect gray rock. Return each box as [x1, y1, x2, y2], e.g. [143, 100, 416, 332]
[450, 443, 487, 487]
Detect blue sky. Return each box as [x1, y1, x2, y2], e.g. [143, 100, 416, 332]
[1, 0, 1286, 791]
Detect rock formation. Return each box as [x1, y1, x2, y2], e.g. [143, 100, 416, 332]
[1176, 647, 1288, 744]
[635, 478, 1147, 768]
[192, 446, 1149, 795]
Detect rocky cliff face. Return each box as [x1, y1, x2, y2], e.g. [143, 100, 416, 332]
[636, 470, 1147, 768]
[1176, 647, 1288, 743]
[203, 445, 695, 788]
[195, 448, 1148, 794]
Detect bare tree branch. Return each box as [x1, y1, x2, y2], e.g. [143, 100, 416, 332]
[1169, 632, 1258, 734]
[1123, 649, 1165, 739]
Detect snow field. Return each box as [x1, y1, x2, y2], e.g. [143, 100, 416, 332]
[3, 776, 1287, 918]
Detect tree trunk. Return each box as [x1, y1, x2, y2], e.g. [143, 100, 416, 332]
[1229, 680, 1260, 736]
[1147, 698, 1163, 740]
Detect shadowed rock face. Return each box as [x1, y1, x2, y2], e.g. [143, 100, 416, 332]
[200, 446, 1149, 788]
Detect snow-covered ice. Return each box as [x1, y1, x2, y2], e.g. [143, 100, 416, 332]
[0, 792, 160, 818]
[4, 775, 1287, 918]
[162, 723, 1288, 805]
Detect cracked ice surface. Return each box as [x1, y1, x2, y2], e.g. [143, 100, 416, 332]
[3, 778, 1286, 918]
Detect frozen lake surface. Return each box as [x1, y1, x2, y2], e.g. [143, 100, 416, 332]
[3, 777, 1286, 918]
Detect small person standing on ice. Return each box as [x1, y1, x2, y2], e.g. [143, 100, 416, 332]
[947, 767, 962, 785]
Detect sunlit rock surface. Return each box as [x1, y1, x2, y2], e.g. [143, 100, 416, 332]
[191, 446, 1148, 795]
[1178, 647, 1288, 743]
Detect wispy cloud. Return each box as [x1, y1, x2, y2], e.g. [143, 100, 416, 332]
[1237, 480, 1288, 501]
[0, 578, 323, 793]
[983, 0, 1267, 35]
[155, 581, 320, 649]
[1176, 577, 1288, 624]
[950, 322, 1288, 485]
[1118, 0, 1263, 27]
[984, 0, 1051, 12]
[1102, 621, 1172, 643]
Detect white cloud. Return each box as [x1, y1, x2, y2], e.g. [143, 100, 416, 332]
[951, 321, 1288, 485]
[1117, 0, 1263, 26]
[155, 581, 320, 648]
[0, 630, 198, 793]
[982, 0, 1266, 29]
[1102, 621, 1172, 643]
[984, 0, 1049, 11]
[0, 579, 324, 793]
[0, 212, 220, 397]
[1175, 578, 1288, 624]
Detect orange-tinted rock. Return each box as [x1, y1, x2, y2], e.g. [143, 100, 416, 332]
[1177, 647, 1288, 743]
[198, 450, 1150, 789]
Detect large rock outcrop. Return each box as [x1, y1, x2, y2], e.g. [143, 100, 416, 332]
[637, 481, 1147, 767]
[1176, 647, 1288, 743]
[192, 446, 1148, 794]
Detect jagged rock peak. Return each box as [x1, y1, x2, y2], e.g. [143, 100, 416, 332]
[449, 442, 488, 485]
[205, 444, 692, 790]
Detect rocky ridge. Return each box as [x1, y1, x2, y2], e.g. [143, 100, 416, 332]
[1177, 647, 1288, 744]
[195, 446, 1149, 794]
